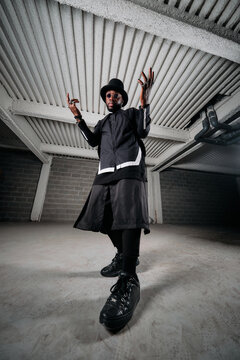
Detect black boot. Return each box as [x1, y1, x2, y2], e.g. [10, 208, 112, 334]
[99, 272, 140, 332]
[100, 253, 140, 277]
[100, 253, 123, 277]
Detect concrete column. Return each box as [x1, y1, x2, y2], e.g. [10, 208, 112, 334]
[147, 167, 163, 224]
[31, 156, 53, 221]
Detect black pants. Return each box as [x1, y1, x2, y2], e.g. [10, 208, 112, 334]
[108, 229, 140, 257]
[102, 186, 141, 255]
[103, 187, 141, 274]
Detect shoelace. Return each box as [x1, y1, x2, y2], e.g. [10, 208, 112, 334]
[111, 275, 128, 294]
[107, 276, 131, 308]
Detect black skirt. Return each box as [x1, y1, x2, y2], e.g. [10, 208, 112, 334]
[74, 179, 150, 234]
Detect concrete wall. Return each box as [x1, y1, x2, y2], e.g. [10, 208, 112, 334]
[160, 168, 240, 226]
[41, 157, 98, 222]
[0, 149, 42, 221]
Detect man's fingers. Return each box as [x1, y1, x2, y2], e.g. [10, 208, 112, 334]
[149, 69, 154, 86]
[141, 71, 147, 82]
[149, 67, 152, 79]
[67, 93, 80, 104]
[139, 68, 154, 91]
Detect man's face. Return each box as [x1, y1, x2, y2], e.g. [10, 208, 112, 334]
[105, 90, 123, 112]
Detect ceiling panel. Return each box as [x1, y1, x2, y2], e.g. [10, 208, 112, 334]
[131, 0, 240, 33]
[0, 0, 239, 173]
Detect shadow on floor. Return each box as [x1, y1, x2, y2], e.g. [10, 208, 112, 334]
[0, 259, 210, 344]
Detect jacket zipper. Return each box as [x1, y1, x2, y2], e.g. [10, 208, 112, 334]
[109, 115, 117, 170]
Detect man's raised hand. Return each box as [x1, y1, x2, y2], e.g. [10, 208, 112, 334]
[138, 68, 154, 108]
[67, 93, 81, 119]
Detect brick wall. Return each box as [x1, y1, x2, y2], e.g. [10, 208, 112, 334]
[2, 150, 239, 226]
[0, 149, 42, 221]
[41, 156, 98, 222]
[160, 168, 240, 225]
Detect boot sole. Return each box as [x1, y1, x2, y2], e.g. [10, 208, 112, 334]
[100, 269, 122, 277]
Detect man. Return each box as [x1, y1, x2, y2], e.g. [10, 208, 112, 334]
[67, 68, 154, 332]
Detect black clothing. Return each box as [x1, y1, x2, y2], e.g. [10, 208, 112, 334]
[108, 230, 123, 253]
[78, 105, 150, 177]
[123, 255, 138, 275]
[99, 273, 140, 332]
[93, 156, 146, 185]
[122, 228, 141, 275]
[109, 229, 141, 258]
[100, 252, 124, 277]
[74, 179, 150, 234]
[74, 105, 151, 234]
[122, 229, 141, 258]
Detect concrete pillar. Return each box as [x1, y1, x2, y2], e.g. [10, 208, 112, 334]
[31, 156, 53, 221]
[147, 167, 163, 224]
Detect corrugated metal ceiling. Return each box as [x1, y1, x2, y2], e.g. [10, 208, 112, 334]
[164, 0, 240, 31]
[0, 0, 239, 172]
[133, 0, 240, 33]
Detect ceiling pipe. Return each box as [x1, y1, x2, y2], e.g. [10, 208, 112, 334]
[194, 116, 210, 141]
[195, 105, 240, 146]
[206, 105, 232, 131]
[198, 129, 240, 146]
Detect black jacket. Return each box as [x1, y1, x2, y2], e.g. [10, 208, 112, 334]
[78, 105, 151, 175]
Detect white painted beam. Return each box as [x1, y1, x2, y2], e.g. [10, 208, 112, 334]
[145, 157, 158, 166]
[0, 85, 50, 164]
[149, 124, 189, 142]
[31, 156, 53, 221]
[11, 100, 189, 142]
[152, 90, 240, 172]
[40, 143, 157, 166]
[55, 0, 240, 64]
[147, 167, 163, 224]
[11, 100, 100, 127]
[40, 143, 98, 159]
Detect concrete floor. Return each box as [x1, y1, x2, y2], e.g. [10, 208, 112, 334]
[0, 223, 239, 360]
